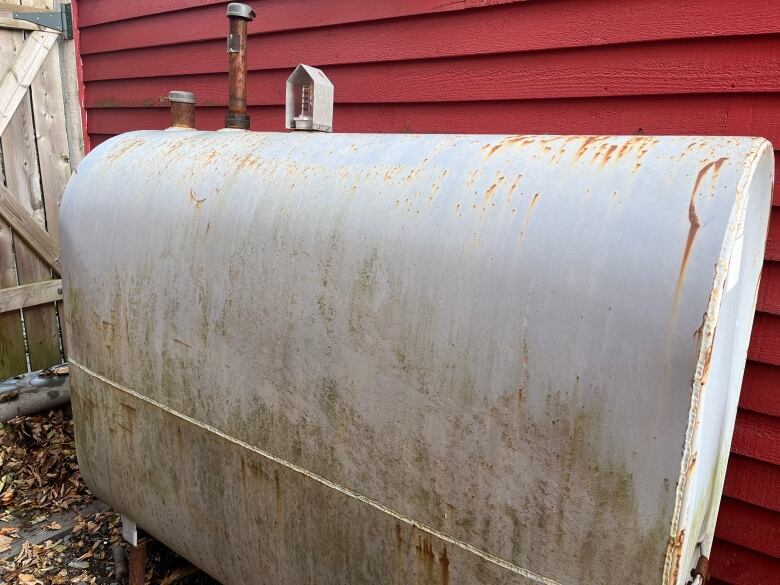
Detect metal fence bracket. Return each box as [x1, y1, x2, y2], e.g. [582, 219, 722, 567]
[12, 3, 72, 39]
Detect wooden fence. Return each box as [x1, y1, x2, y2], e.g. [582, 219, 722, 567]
[0, 0, 82, 379]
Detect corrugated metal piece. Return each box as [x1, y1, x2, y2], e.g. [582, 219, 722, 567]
[60, 131, 773, 585]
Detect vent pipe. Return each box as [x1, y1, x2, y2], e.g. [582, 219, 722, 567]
[168, 91, 196, 129]
[224, 3, 255, 130]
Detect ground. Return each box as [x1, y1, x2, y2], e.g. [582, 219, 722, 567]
[0, 409, 218, 585]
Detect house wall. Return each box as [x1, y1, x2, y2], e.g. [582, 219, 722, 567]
[72, 1, 780, 582]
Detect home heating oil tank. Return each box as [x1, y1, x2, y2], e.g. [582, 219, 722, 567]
[60, 129, 774, 585]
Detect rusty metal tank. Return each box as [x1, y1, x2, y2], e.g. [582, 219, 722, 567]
[59, 130, 774, 585]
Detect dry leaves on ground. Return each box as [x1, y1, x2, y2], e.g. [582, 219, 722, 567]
[0, 510, 124, 584]
[0, 410, 91, 522]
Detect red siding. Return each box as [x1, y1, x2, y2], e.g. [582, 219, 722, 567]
[73, 1, 780, 582]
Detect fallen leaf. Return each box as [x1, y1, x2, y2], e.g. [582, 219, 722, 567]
[0, 534, 12, 553]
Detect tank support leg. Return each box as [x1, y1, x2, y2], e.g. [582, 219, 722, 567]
[122, 516, 147, 585]
[122, 515, 138, 546]
[128, 539, 148, 585]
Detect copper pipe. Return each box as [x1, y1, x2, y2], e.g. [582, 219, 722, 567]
[169, 91, 196, 129]
[225, 3, 255, 129]
[690, 556, 709, 585]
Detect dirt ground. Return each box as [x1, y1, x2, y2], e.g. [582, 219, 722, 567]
[0, 409, 218, 585]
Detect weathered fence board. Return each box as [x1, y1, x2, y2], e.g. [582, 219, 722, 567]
[0, 30, 55, 138]
[32, 34, 71, 243]
[0, 184, 61, 273]
[2, 19, 60, 371]
[0, 0, 79, 377]
[0, 279, 61, 313]
[0, 9, 29, 377]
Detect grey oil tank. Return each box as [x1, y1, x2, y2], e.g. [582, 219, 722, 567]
[60, 130, 774, 585]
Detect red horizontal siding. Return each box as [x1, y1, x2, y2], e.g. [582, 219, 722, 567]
[731, 409, 780, 465]
[741, 361, 780, 417]
[76, 0, 519, 28]
[78, 0, 218, 26]
[79, 23, 780, 87]
[710, 539, 780, 585]
[766, 208, 780, 259]
[82, 37, 780, 101]
[715, 498, 780, 561]
[723, 454, 780, 512]
[82, 94, 780, 133]
[74, 0, 780, 582]
[749, 312, 780, 366]
[77, 0, 780, 55]
[757, 262, 780, 314]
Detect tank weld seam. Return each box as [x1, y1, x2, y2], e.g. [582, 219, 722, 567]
[69, 359, 564, 585]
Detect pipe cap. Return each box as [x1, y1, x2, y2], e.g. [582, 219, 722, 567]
[226, 3, 256, 20]
[169, 90, 196, 104]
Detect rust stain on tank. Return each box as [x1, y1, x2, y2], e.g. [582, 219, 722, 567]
[685, 452, 698, 476]
[700, 338, 715, 386]
[666, 529, 685, 585]
[518, 193, 541, 239]
[384, 165, 402, 183]
[484, 174, 505, 201]
[503, 135, 537, 148]
[199, 149, 219, 167]
[231, 152, 264, 171]
[107, 138, 146, 162]
[483, 142, 504, 158]
[415, 533, 435, 584]
[405, 167, 423, 183]
[674, 157, 729, 297]
[508, 175, 522, 196]
[188, 189, 206, 210]
[606, 137, 661, 168]
[692, 311, 708, 345]
[482, 135, 538, 158]
[597, 144, 619, 167]
[680, 192, 702, 277]
[439, 546, 449, 585]
[574, 137, 600, 159]
[529, 192, 540, 212]
[616, 141, 634, 160]
[165, 141, 184, 155]
[273, 469, 282, 528]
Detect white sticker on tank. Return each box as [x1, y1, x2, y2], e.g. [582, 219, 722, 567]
[727, 235, 744, 292]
